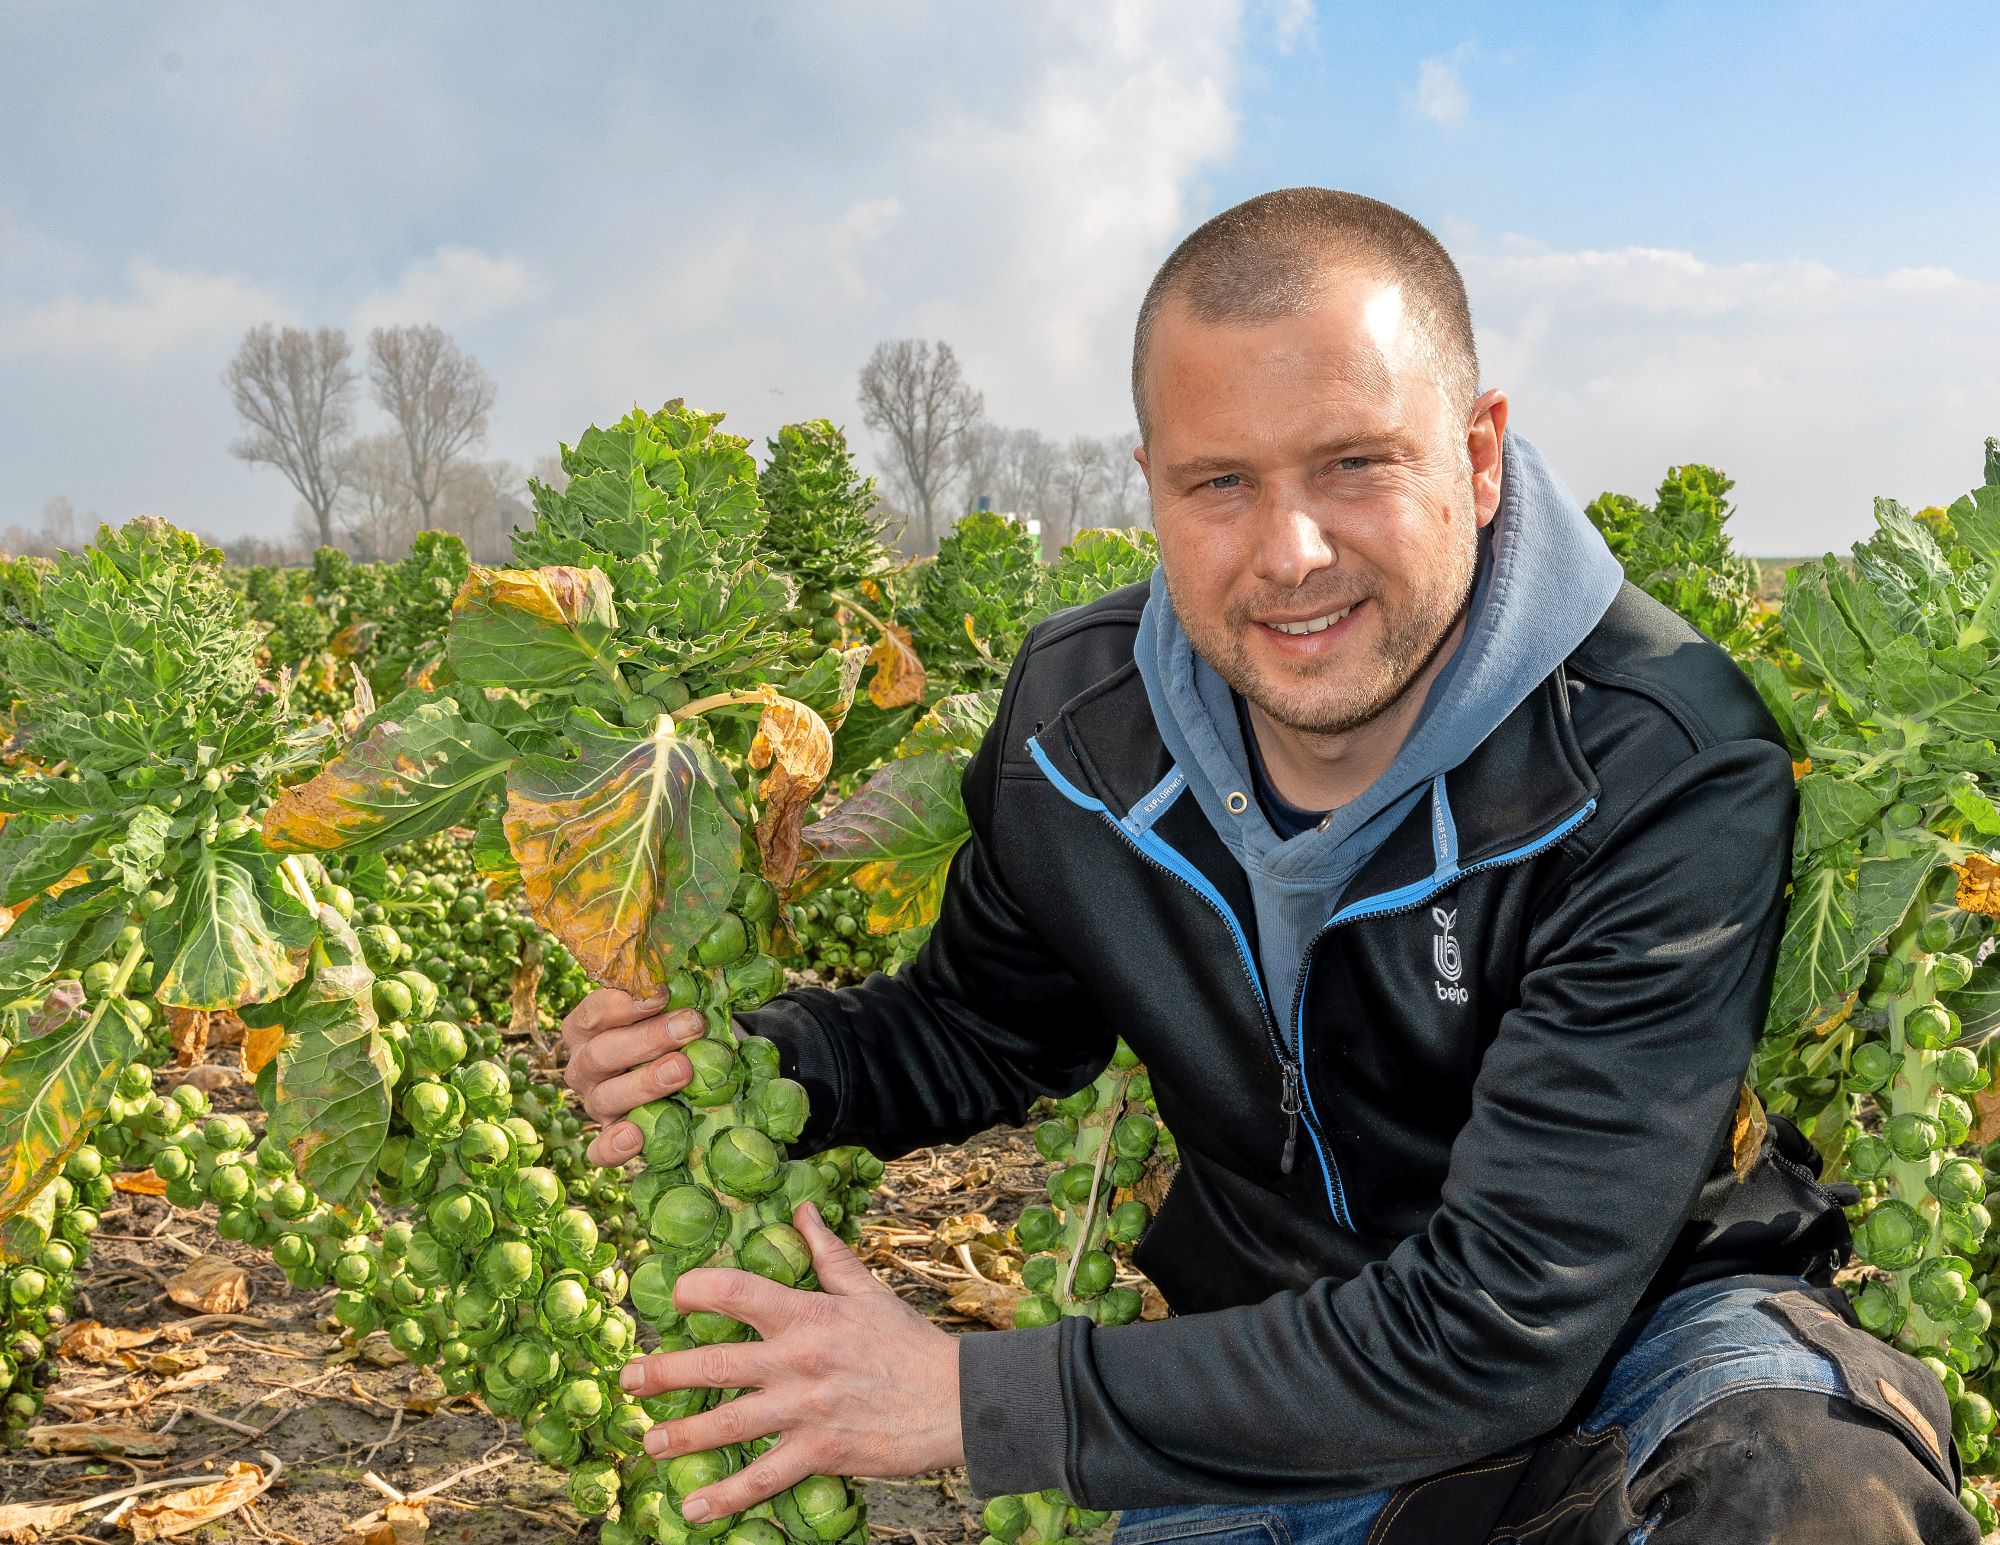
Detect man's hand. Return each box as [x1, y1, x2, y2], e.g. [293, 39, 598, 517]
[562, 988, 709, 1165]
[620, 1202, 964, 1523]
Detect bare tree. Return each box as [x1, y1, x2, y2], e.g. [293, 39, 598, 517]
[1052, 434, 1115, 551]
[1098, 430, 1148, 527]
[337, 433, 419, 559]
[857, 340, 984, 553]
[39, 496, 81, 553]
[225, 325, 357, 548]
[436, 457, 528, 562]
[366, 324, 496, 527]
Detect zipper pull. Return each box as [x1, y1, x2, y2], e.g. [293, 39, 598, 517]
[1279, 1061, 1302, 1175]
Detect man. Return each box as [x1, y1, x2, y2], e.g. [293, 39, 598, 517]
[565, 190, 1971, 1542]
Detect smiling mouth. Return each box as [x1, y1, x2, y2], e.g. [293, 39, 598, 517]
[1259, 602, 1359, 637]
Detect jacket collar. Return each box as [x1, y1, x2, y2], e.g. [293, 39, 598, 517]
[1038, 651, 1599, 915]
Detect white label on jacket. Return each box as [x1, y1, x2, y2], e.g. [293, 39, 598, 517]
[1432, 905, 1467, 1003]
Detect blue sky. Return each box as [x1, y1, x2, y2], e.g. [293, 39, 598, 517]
[3, 0, 1996, 552]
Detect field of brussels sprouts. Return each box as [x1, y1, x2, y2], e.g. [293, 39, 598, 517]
[0, 409, 1995, 1542]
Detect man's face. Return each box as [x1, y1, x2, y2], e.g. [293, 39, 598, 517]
[1137, 279, 1497, 737]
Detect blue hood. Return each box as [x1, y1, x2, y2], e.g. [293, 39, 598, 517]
[1132, 429, 1625, 1005]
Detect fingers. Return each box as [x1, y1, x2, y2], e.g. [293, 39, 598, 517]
[563, 1008, 704, 1094]
[642, 1390, 786, 1460]
[680, 1437, 826, 1525]
[674, 1265, 815, 1338]
[794, 1201, 881, 1296]
[620, 1340, 772, 1399]
[587, 1119, 643, 1167]
[560, 987, 667, 1047]
[579, 1050, 694, 1122]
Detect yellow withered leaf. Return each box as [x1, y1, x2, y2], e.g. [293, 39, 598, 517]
[749, 693, 834, 891]
[1953, 853, 2000, 917]
[865, 623, 926, 711]
[1730, 1082, 1768, 1184]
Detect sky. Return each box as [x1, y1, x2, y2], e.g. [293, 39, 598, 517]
[2, 0, 1997, 554]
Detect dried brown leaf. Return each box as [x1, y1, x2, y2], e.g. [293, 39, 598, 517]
[1730, 1082, 1768, 1184]
[123, 1459, 265, 1540]
[240, 1022, 284, 1077]
[347, 1500, 430, 1543]
[748, 693, 833, 890]
[26, 1420, 176, 1455]
[166, 1256, 251, 1315]
[111, 1168, 167, 1196]
[864, 622, 926, 710]
[1954, 854, 2000, 917]
[166, 1008, 210, 1068]
[59, 1320, 159, 1363]
[945, 1275, 1022, 1330]
[0, 1498, 84, 1541]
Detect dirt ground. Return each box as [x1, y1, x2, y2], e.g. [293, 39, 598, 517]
[0, 1117, 1065, 1545]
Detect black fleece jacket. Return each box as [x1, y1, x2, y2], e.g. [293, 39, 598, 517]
[745, 580, 1846, 1508]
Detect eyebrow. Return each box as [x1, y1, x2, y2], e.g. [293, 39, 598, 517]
[1160, 433, 1403, 484]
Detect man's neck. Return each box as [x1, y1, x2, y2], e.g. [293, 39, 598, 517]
[1243, 610, 1468, 815]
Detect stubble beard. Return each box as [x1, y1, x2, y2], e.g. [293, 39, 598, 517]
[1172, 520, 1481, 739]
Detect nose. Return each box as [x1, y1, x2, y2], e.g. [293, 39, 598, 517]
[1249, 495, 1335, 591]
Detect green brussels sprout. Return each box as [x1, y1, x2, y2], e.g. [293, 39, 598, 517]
[1847, 1041, 1902, 1092]
[1052, 1164, 1095, 1208]
[683, 1038, 744, 1106]
[1934, 953, 1976, 993]
[1929, 1158, 1987, 1212]
[1854, 1199, 1928, 1270]
[387, 1315, 432, 1359]
[452, 1059, 512, 1118]
[428, 1188, 496, 1245]
[1944, 1202, 1992, 1256]
[741, 1224, 812, 1287]
[1015, 1206, 1061, 1254]
[1885, 1112, 1944, 1162]
[1939, 1093, 1974, 1146]
[1905, 1003, 1961, 1051]
[402, 1079, 465, 1140]
[710, 1127, 784, 1200]
[1032, 1120, 1074, 1162]
[749, 1078, 809, 1145]
[1014, 1293, 1060, 1329]
[569, 1457, 622, 1517]
[1956, 1392, 1998, 1440]
[604, 1398, 653, 1456]
[669, 1446, 741, 1498]
[1936, 1046, 1986, 1094]
[410, 1020, 468, 1076]
[557, 1376, 608, 1425]
[456, 1120, 513, 1178]
[502, 1336, 562, 1390]
[373, 976, 414, 1022]
[696, 912, 750, 968]
[451, 1281, 507, 1345]
[782, 1474, 860, 1542]
[503, 1166, 564, 1221]
[1912, 1258, 1973, 1315]
[1854, 1282, 1906, 1338]
[982, 1495, 1030, 1543]
[686, 1310, 753, 1345]
[526, 1408, 583, 1467]
[1112, 1113, 1158, 1161]
[477, 1239, 537, 1298]
[333, 1250, 375, 1291]
[501, 1115, 544, 1165]
[635, 1100, 695, 1170]
[271, 1233, 313, 1273]
[403, 1229, 457, 1285]
[631, 1255, 683, 1326]
[1098, 1285, 1144, 1325]
[726, 952, 785, 1008]
[1021, 1256, 1058, 1295]
[540, 1273, 597, 1335]
[1072, 1251, 1115, 1298]
[653, 1186, 725, 1251]
[552, 1207, 601, 1270]
[1108, 1200, 1151, 1245]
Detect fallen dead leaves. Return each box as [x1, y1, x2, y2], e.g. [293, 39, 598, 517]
[166, 1254, 252, 1315]
[118, 1457, 272, 1539]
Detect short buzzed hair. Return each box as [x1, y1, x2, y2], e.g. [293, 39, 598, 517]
[1131, 188, 1479, 440]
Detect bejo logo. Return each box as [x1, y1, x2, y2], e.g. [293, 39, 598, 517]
[1432, 906, 1468, 1003]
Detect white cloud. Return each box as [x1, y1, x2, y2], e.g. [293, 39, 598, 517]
[352, 247, 540, 336]
[1412, 54, 1470, 128]
[1266, 0, 1316, 54]
[0, 259, 286, 365]
[1457, 233, 2000, 551]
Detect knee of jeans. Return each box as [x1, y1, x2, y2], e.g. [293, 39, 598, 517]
[1629, 1388, 1978, 1544]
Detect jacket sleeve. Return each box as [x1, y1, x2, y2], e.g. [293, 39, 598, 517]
[742, 644, 1118, 1159]
[958, 738, 1798, 1506]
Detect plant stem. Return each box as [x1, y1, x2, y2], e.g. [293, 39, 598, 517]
[674, 688, 772, 722]
[1060, 1070, 1132, 1304]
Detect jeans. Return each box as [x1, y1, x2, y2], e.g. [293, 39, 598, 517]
[1109, 1273, 1847, 1545]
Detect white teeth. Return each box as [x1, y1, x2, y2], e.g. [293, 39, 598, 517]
[1269, 605, 1352, 636]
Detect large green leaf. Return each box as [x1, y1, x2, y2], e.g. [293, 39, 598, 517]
[263, 909, 393, 1203]
[504, 714, 742, 994]
[1795, 773, 1889, 856]
[146, 836, 315, 1009]
[798, 750, 971, 933]
[0, 1179, 58, 1263]
[0, 881, 121, 999]
[831, 699, 922, 782]
[1767, 859, 1862, 1033]
[1850, 845, 1941, 955]
[895, 690, 1000, 761]
[0, 998, 143, 1224]
[0, 813, 114, 905]
[1948, 958, 2000, 1042]
[263, 695, 517, 857]
[448, 565, 619, 689]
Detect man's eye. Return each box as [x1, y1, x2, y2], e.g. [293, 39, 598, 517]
[1206, 473, 1242, 490]
[1337, 457, 1371, 471]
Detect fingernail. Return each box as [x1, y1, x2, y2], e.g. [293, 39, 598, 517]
[635, 994, 669, 1012]
[654, 1053, 690, 1090]
[619, 1361, 643, 1391]
[669, 1008, 704, 1039]
[682, 1499, 711, 1523]
[611, 1124, 642, 1157]
[646, 1427, 671, 1458]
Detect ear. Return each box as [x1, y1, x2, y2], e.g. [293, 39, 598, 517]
[1467, 388, 1509, 529]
